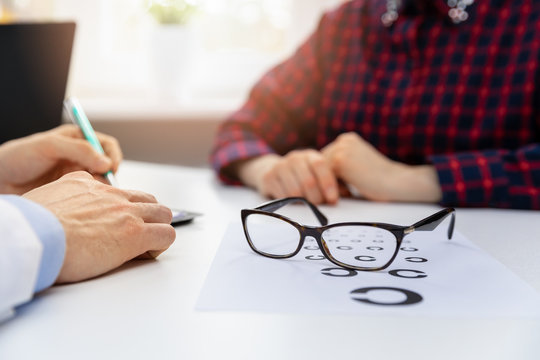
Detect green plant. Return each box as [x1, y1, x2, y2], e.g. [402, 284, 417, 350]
[147, 0, 198, 25]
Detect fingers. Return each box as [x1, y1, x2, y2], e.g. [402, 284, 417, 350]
[291, 158, 324, 204]
[273, 164, 302, 198]
[120, 189, 172, 224]
[261, 174, 288, 199]
[143, 250, 166, 259]
[119, 194, 176, 259]
[60, 175, 170, 224]
[135, 203, 173, 224]
[96, 132, 123, 172]
[258, 150, 339, 204]
[123, 189, 158, 204]
[61, 170, 95, 181]
[116, 199, 176, 261]
[52, 124, 84, 138]
[259, 154, 314, 201]
[51, 124, 122, 173]
[44, 135, 112, 174]
[282, 150, 338, 204]
[307, 154, 339, 204]
[137, 223, 176, 256]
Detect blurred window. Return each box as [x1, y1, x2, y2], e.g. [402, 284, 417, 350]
[3, 0, 345, 104]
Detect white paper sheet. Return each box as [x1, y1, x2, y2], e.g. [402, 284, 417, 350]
[197, 222, 540, 317]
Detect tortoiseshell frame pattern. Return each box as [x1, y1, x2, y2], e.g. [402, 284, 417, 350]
[241, 197, 456, 271]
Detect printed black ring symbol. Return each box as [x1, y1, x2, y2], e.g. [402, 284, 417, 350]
[400, 247, 418, 252]
[321, 267, 358, 277]
[305, 255, 325, 261]
[366, 246, 384, 251]
[388, 269, 427, 279]
[336, 246, 353, 250]
[405, 257, 427, 263]
[354, 255, 376, 262]
[350, 287, 423, 306]
[304, 246, 319, 250]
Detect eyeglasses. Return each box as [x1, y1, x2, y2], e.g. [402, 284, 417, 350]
[241, 197, 456, 271]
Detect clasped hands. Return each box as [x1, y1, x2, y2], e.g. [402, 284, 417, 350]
[237, 132, 442, 205]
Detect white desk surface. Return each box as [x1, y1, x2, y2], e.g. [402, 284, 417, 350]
[1, 161, 539, 360]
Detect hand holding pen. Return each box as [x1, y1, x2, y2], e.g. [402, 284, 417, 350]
[0, 124, 122, 195]
[63, 97, 200, 225]
[63, 97, 121, 187]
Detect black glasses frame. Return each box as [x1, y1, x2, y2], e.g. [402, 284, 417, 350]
[241, 197, 455, 271]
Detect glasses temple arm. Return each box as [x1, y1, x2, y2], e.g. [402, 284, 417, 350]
[256, 197, 329, 225]
[410, 208, 456, 239]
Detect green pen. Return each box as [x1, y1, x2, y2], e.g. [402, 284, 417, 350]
[63, 97, 119, 187]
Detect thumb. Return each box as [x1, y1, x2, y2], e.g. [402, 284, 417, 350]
[47, 136, 112, 174]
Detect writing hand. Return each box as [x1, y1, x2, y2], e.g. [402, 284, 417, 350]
[0, 125, 122, 195]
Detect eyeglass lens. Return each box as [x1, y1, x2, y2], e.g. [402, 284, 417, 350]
[321, 226, 397, 269]
[245, 213, 301, 256]
[246, 213, 399, 268]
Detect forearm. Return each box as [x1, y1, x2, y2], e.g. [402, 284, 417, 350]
[210, 126, 276, 184]
[211, 11, 330, 183]
[387, 164, 442, 203]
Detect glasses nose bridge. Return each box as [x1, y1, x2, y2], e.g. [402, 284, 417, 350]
[302, 226, 322, 240]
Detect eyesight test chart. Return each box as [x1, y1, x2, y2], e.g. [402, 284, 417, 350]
[197, 222, 540, 318]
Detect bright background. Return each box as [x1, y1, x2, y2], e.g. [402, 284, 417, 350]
[1, 0, 346, 165]
[2, 0, 344, 106]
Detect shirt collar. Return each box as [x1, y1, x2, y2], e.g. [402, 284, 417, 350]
[404, 0, 449, 17]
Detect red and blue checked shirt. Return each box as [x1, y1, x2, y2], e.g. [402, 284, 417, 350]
[211, 0, 540, 210]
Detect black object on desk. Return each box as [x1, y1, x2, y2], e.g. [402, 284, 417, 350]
[0, 22, 75, 144]
[171, 209, 202, 226]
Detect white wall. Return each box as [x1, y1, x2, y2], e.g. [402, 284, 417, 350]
[7, 0, 347, 166]
[18, 0, 346, 103]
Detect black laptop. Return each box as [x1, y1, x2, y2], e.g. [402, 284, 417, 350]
[0, 22, 75, 144]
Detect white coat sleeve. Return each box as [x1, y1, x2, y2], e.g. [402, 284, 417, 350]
[0, 196, 65, 322]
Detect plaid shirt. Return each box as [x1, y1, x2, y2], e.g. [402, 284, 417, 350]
[211, 0, 540, 210]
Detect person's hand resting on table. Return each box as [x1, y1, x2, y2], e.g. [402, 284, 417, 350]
[235, 150, 340, 205]
[322, 132, 442, 203]
[233, 132, 442, 205]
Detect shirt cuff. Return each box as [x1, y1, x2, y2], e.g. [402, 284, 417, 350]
[3, 196, 66, 293]
[211, 140, 275, 184]
[428, 151, 510, 208]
